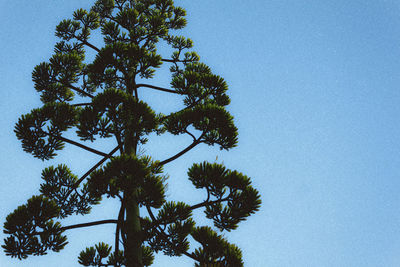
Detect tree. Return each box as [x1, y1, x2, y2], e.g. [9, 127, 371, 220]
[3, 0, 261, 266]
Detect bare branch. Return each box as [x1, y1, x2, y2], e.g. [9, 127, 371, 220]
[115, 203, 124, 254]
[57, 146, 119, 206]
[61, 219, 118, 231]
[158, 135, 203, 166]
[115, 134, 124, 154]
[161, 58, 176, 63]
[184, 129, 196, 141]
[71, 32, 101, 53]
[67, 84, 94, 98]
[82, 40, 100, 53]
[49, 134, 109, 157]
[73, 145, 120, 187]
[134, 87, 139, 99]
[161, 58, 192, 64]
[71, 103, 92, 107]
[33, 220, 118, 236]
[189, 197, 229, 211]
[136, 83, 182, 94]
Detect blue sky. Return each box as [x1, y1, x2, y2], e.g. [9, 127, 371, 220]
[1, 0, 400, 266]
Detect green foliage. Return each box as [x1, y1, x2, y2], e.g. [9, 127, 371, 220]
[164, 104, 238, 150]
[2, 196, 67, 259]
[141, 246, 155, 266]
[78, 244, 154, 266]
[40, 165, 100, 218]
[91, 0, 115, 21]
[78, 242, 112, 266]
[192, 226, 243, 267]
[145, 202, 194, 256]
[14, 103, 77, 160]
[5, 0, 261, 266]
[107, 250, 126, 266]
[166, 35, 193, 50]
[188, 162, 261, 231]
[87, 154, 167, 208]
[171, 62, 230, 107]
[77, 88, 160, 143]
[88, 42, 162, 83]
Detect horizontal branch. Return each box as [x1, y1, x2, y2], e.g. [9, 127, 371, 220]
[34, 219, 118, 235]
[161, 58, 174, 63]
[61, 219, 118, 231]
[161, 58, 190, 63]
[50, 134, 109, 157]
[136, 83, 181, 94]
[189, 197, 229, 211]
[71, 102, 92, 107]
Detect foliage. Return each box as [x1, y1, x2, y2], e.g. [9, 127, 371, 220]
[3, 0, 261, 266]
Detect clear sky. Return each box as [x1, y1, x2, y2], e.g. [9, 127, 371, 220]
[1, 0, 400, 266]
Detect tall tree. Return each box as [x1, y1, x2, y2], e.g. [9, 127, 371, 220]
[3, 0, 261, 266]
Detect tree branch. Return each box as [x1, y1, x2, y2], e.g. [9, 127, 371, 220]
[61, 219, 118, 231]
[71, 32, 101, 53]
[158, 135, 203, 166]
[82, 40, 100, 53]
[161, 58, 176, 63]
[49, 134, 109, 158]
[136, 83, 182, 94]
[71, 103, 92, 107]
[189, 197, 229, 211]
[33, 220, 118, 235]
[104, 14, 122, 27]
[67, 84, 94, 98]
[57, 146, 119, 205]
[115, 133, 124, 154]
[115, 201, 125, 255]
[146, 206, 197, 261]
[161, 58, 192, 64]
[73, 145, 120, 188]
[184, 129, 196, 141]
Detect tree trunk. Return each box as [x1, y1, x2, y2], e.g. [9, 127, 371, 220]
[123, 116, 143, 266]
[124, 191, 143, 267]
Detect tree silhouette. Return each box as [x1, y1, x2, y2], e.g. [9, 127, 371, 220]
[3, 0, 261, 266]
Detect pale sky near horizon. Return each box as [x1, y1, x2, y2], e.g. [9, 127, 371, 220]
[1, 1, 400, 266]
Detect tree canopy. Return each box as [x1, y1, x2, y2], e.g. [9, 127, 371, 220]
[3, 0, 261, 266]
